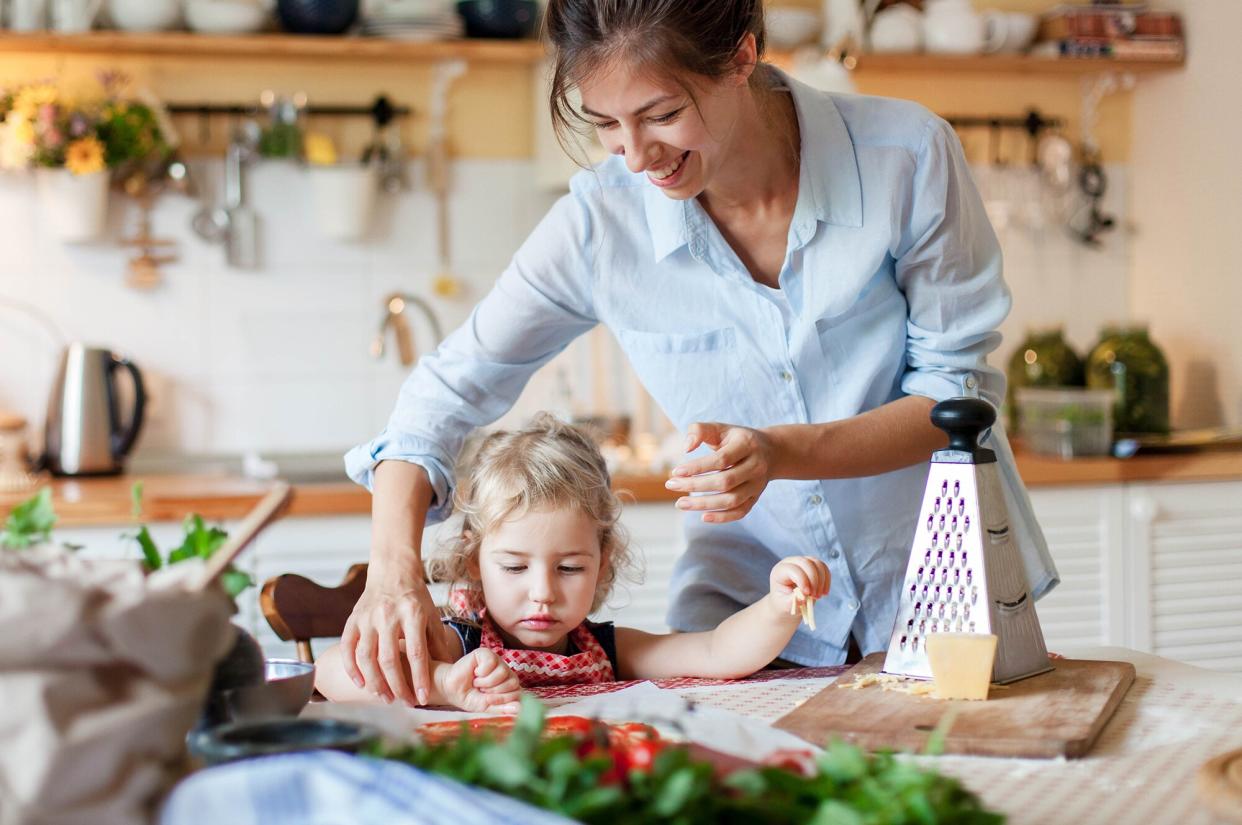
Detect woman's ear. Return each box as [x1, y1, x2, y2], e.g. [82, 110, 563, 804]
[731, 33, 759, 85]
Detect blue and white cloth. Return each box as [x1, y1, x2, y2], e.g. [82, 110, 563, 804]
[159, 752, 572, 825]
[345, 70, 1058, 666]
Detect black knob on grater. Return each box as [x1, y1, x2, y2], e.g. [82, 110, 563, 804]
[931, 397, 997, 464]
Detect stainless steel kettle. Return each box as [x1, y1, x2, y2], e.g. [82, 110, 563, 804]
[44, 343, 147, 476]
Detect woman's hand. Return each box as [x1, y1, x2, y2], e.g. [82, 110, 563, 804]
[339, 572, 459, 707]
[437, 649, 522, 714]
[769, 555, 832, 605]
[665, 422, 777, 523]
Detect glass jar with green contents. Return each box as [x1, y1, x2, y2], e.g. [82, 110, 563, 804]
[1086, 323, 1170, 435]
[1005, 327, 1085, 431]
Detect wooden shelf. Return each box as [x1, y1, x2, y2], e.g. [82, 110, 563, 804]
[0, 31, 546, 62]
[838, 51, 1184, 75]
[0, 31, 1183, 73]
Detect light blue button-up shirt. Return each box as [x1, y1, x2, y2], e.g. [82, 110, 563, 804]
[346, 73, 1059, 666]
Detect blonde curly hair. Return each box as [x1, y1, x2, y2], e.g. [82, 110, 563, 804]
[429, 413, 639, 616]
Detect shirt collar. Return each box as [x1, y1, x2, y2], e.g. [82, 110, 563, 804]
[642, 67, 864, 262]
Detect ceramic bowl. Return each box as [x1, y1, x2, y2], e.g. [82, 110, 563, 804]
[223, 659, 316, 721]
[185, 0, 270, 34]
[766, 7, 822, 49]
[277, 0, 359, 34]
[189, 718, 380, 766]
[456, 0, 539, 39]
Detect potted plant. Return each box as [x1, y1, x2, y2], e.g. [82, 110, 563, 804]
[0, 73, 171, 242]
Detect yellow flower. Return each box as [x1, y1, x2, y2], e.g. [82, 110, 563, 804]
[12, 85, 56, 121]
[64, 136, 105, 175]
[12, 116, 35, 146]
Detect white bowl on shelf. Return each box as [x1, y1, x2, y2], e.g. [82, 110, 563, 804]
[185, 0, 270, 34]
[766, 7, 822, 49]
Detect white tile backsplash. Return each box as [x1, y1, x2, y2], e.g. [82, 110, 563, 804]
[0, 159, 1130, 460]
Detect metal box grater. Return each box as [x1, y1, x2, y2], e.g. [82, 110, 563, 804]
[883, 398, 1053, 684]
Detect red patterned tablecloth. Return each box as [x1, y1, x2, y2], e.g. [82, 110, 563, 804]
[528, 665, 848, 701]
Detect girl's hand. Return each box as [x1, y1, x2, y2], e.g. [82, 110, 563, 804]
[770, 556, 832, 604]
[340, 573, 460, 707]
[439, 649, 522, 714]
[665, 422, 777, 523]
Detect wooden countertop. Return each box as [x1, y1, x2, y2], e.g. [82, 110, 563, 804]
[5, 448, 1242, 527]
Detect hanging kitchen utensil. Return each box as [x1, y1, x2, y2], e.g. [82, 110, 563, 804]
[883, 397, 1052, 684]
[1072, 149, 1115, 248]
[427, 61, 467, 299]
[224, 120, 262, 269]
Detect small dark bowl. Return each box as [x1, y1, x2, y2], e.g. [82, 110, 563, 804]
[188, 718, 380, 766]
[456, 0, 539, 39]
[276, 0, 359, 34]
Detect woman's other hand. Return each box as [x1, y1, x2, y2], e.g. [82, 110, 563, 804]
[438, 649, 522, 714]
[666, 422, 777, 522]
[339, 572, 458, 707]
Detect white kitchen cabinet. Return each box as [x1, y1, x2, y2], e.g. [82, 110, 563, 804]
[1124, 479, 1242, 673]
[1026, 486, 1126, 651]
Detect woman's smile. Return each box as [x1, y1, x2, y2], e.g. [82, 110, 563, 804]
[647, 150, 692, 187]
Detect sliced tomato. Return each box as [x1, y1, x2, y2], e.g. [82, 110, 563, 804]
[622, 738, 665, 772]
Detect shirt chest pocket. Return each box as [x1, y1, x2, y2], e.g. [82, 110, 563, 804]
[616, 326, 754, 430]
[814, 275, 906, 390]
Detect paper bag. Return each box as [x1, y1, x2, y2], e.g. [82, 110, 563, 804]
[0, 546, 236, 825]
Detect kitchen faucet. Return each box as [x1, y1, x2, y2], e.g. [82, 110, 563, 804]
[370, 292, 445, 367]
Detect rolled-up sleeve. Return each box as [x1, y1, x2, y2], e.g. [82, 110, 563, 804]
[345, 189, 599, 521]
[895, 117, 1010, 410]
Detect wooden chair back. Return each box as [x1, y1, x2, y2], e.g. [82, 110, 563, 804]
[260, 563, 368, 663]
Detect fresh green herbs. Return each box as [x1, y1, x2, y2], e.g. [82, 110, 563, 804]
[129, 483, 253, 599]
[376, 695, 1003, 825]
[1, 488, 58, 550]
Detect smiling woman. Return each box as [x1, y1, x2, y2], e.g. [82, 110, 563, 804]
[337, 0, 1056, 708]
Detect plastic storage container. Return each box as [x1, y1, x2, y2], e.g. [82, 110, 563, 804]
[1016, 387, 1114, 458]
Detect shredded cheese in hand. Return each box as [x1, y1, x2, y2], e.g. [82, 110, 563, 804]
[791, 589, 817, 630]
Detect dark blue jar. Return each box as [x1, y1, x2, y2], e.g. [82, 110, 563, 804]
[277, 0, 359, 34]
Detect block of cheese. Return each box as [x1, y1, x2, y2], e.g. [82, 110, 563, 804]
[926, 633, 998, 700]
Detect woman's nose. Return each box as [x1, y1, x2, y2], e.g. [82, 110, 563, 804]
[619, 131, 656, 174]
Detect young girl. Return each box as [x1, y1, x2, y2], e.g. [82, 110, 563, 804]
[316, 415, 830, 710]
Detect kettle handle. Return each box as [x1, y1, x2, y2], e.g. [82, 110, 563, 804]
[109, 354, 147, 460]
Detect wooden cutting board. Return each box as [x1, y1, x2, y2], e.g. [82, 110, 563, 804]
[774, 654, 1135, 759]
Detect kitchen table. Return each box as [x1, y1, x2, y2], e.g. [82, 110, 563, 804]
[287, 646, 1240, 824]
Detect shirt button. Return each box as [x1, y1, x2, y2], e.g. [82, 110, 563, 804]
[848, 599, 860, 612]
[780, 370, 794, 382]
[828, 549, 841, 559]
[809, 494, 822, 505]
[965, 375, 978, 390]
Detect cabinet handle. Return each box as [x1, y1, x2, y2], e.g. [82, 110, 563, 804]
[1129, 494, 1158, 522]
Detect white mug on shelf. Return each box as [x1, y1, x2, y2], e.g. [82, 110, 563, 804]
[982, 11, 1038, 54]
[9, 0, 49, 30]
[49, 0, 102, 32]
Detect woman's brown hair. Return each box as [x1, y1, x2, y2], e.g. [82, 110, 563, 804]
[543, 0, 770, 163]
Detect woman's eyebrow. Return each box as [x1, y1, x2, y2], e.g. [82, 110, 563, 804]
[580, 94, 678, 120]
